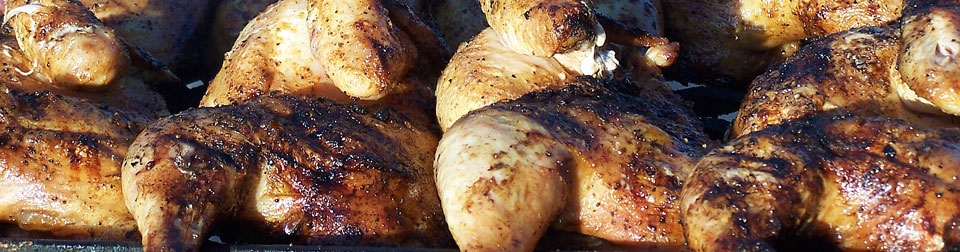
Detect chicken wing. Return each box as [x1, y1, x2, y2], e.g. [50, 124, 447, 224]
[3, 0, 129, 89]
[435, 28, 574, 130]
[307, 0, 416, 100]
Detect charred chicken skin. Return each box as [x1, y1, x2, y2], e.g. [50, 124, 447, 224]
[684, 113, 960, 251]
[0, 0, 170, 241]
[123, 94, 450, 251]
[437, 78, 711, 251]
[433, 0, 706, 250]
[733, 0, 960, 137]
[684, 0, 960, 251]
[123, 0, 453, 251]
[732, 25, 960, 138]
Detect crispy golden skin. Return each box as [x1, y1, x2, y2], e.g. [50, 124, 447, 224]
[4, 0, 129, 89]
[123, 94, 451, 252]
[663, 0, 902, 86]
[0, 31, 167, 240]
[307, 0, 416, 100]
[732, 25, 960, 138]
[202, 0, 439, 125]
[437, 79, 710, 251]
[0, 86, 149, 240]
[435, 28, 574, 130]
[684, 114, 960, 251]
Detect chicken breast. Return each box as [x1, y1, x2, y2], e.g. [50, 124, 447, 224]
[684, 113, 960, 251]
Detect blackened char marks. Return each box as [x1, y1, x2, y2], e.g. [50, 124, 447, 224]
[481, 77, 709, 152]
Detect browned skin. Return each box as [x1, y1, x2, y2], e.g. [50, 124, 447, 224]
[308, 0, 416, 100]
[123, 94, 451, 252]
[202, 0, 438, 125]
[437, 79, 711, 251]
[732, 25, 960, 138]
[683, 114, 960, 251]
[435, 28, 574, 130]
[663, 0, 902, 86]
[4, 0, 129, 89]
[899, 0, 960, 115]
[480, 0, 598, 57]
[0, 31, 168, 239]
[0, 86, 153, 241]
[80, 0, 208, 70]
[0, 36, 167, 122]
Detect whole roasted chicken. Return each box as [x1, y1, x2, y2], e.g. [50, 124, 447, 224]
[682, 0, 960, 250]
[122, 0, 453, 251]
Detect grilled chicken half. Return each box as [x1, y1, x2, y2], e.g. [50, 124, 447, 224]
[685, 1, 960, 250]
[124, 0, 452, 250]
[684, 114, 960, 251]
[0, 0, 169, 241]
[437, 78, 710, 251]
[434, 1, 702, 250]
[663, 0, 903, 86]
[123, 94, 450, 251]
